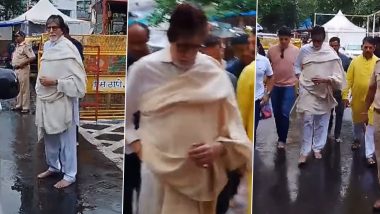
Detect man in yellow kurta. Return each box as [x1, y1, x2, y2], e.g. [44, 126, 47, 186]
[237, 61, 254, 140]
[236, 30, 256, 214]
[236, 60, 254, 214]
[342, 37, 378, 151]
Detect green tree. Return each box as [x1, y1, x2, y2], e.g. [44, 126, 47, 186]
[0, 0, 24, 20]
[148, 0, 256, 26]
[258, 0, 379, 33]
[258, 0, 298, 32]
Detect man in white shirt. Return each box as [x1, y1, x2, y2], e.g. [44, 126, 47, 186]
[36, 15, 86, 188]
[254, 50, 273, 144]
[123, 22, 150, 214]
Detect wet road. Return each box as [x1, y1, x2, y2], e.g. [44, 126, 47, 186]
[0, 102, 123, 214]
[253, 109, 380, 214]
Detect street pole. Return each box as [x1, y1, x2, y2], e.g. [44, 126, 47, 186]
[373, 14, 376, 37]
[27, 0, 30, 11]
[367, 16, 369, 36]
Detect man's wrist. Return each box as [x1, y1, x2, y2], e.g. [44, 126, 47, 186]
[130, 140, 142, 153]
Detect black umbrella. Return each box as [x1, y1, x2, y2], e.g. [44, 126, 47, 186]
[0, 68, 19, 99]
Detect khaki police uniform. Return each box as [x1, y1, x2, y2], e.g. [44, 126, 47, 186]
[12, 41, 35, 110]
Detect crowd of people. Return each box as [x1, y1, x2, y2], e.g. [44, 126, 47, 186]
[125, 3, 255, 214]
[255, 25, 380, 210]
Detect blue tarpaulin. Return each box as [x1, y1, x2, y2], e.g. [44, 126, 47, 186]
[299, 18, 313, 30]
[240, 11, 256, 16]
[0, 20, 25, 27]
[210, 10, 256, 21]
[128, 18, 149, 26]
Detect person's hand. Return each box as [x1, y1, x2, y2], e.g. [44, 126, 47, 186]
[311, 77, 331, 85]
[14, 62, 27, 70]
[361, 112, 369, 125]
[342, 99, 350, 108]
[39, 76, 57, 87]
[19, 63, 26, 69]
[188, 142, 225, 168]
[260, 94, 270, 106]
[130, 140, 142, 159]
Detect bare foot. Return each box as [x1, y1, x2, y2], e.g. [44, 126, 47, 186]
[37, 170, 55, 179]
[54, 179, 73, 189]
[277, 142, 286, 149]
[314, 152, 322, 159]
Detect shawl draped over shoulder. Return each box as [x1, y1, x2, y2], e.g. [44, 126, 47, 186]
[297, 44, 346, 114]
[138, 59, 252, 202]
[35, 37, 86, 140]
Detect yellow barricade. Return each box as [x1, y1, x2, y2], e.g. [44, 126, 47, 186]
[260, 37, 302, 50]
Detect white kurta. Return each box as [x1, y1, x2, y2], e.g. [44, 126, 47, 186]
[125, 48, 251, 214]
[36, 36, 85, 183]
[295, 44, 345, 156]
[44, 99, 79, 182]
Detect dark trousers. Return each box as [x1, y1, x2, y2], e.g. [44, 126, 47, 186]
[254, 99, 261, 147]
[328, 90, 344, 139]
[270, 86, 296, 143]
[123, 153, 141, 214]
[216, 170, 242, 214]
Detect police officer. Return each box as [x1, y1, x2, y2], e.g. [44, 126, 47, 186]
[11, 31, 36, 114]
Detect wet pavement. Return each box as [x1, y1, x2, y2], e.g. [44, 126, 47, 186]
[79, 121, 124, 170]
[253, 109, 380, 214]
[0, 101, 123, 214]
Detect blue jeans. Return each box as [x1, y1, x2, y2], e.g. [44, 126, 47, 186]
[254, 99, 261, 147]
[271, 86, 296, 143]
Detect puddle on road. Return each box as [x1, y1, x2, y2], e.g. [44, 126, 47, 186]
[0, 110, 123, 214]
[0, 159, 22, 214]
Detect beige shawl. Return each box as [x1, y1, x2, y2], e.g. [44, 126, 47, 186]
[297, 44, 346, 114]
[35, 36, 86, 140]
[138, 62, 252, 203]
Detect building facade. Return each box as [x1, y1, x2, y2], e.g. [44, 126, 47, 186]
[51, 0, 77, 18]
[77, 0, 92, 21]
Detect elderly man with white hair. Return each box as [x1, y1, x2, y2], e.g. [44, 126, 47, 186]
[35, 15, 86, 189]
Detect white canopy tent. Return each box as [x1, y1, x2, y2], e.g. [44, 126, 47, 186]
[321, 10, 366, 47]
[1, 0, 90, 35]
[146, 22, 169, 50]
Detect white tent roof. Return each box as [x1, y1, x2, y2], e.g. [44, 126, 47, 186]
[322, 10, 366, 47]
[9, 0, 83, 24]
[322, 10, 366, 33]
